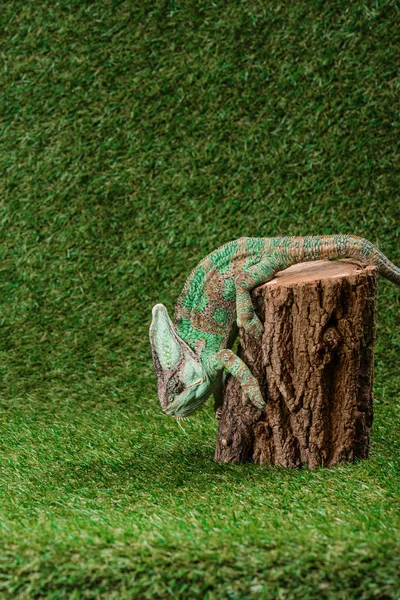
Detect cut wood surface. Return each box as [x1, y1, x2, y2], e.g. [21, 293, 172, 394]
[214, 259, 378, 469]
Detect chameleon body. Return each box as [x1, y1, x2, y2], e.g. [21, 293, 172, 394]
[149, 235, 400, 419]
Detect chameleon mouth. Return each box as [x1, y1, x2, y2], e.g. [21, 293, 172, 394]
[166, 378, 207, 418]
[171, 399, 204, 418]
[169, 397, 204, 418]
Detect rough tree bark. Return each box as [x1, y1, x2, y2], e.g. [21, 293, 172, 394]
[214, 259, 377, 469]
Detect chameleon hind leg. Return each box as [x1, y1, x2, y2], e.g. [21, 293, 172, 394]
[236, 251, 290, 340]
[214, 349, 265, 409]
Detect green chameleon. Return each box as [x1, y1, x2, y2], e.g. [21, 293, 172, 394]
[149, 235, 399, 420]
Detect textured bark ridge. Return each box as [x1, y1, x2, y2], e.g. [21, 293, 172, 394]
[214, 259, 377, 469]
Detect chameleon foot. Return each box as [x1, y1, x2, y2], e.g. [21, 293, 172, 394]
[242, 315, 264, 341]
[242, 384, 265, 409]
[215, 407, 223, 420]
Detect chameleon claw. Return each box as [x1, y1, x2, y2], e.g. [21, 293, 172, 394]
[215, 407, 223, 420]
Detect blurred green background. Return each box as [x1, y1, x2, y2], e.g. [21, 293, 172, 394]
[0, 1, 399, 598]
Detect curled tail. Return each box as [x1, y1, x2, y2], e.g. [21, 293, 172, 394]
[295, 234, 400, 286]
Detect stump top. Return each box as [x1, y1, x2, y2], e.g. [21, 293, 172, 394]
[260, 259, 376, 288]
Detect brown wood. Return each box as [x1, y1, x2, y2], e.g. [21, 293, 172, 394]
[214, 259, 377, 469]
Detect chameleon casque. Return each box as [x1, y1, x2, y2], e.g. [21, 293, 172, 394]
[149, 235, 400, 420]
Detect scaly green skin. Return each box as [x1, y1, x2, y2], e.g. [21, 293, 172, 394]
[149, 235, 400, 419]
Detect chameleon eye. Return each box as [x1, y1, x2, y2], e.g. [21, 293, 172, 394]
[168, 378, 184, 395]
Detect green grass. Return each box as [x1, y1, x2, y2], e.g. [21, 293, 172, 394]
[0, 0, 399, 597]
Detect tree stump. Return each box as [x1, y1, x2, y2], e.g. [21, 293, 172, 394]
[214, 259, 378, 469]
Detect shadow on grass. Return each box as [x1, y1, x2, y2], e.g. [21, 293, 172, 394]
[56, 437, 368, 500]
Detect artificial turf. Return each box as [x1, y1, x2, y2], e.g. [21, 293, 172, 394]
[0, 1, 399, 598]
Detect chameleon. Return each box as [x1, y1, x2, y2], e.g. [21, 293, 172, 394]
[149, 235, 400, 420]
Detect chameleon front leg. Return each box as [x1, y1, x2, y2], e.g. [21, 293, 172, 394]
[236, 251, 290, 340]
[214, 349, 265, 409]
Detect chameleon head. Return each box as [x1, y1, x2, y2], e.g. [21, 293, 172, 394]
[149, 304, 212, 418]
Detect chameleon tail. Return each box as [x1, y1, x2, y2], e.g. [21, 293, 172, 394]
[299, 235, 400, 286]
